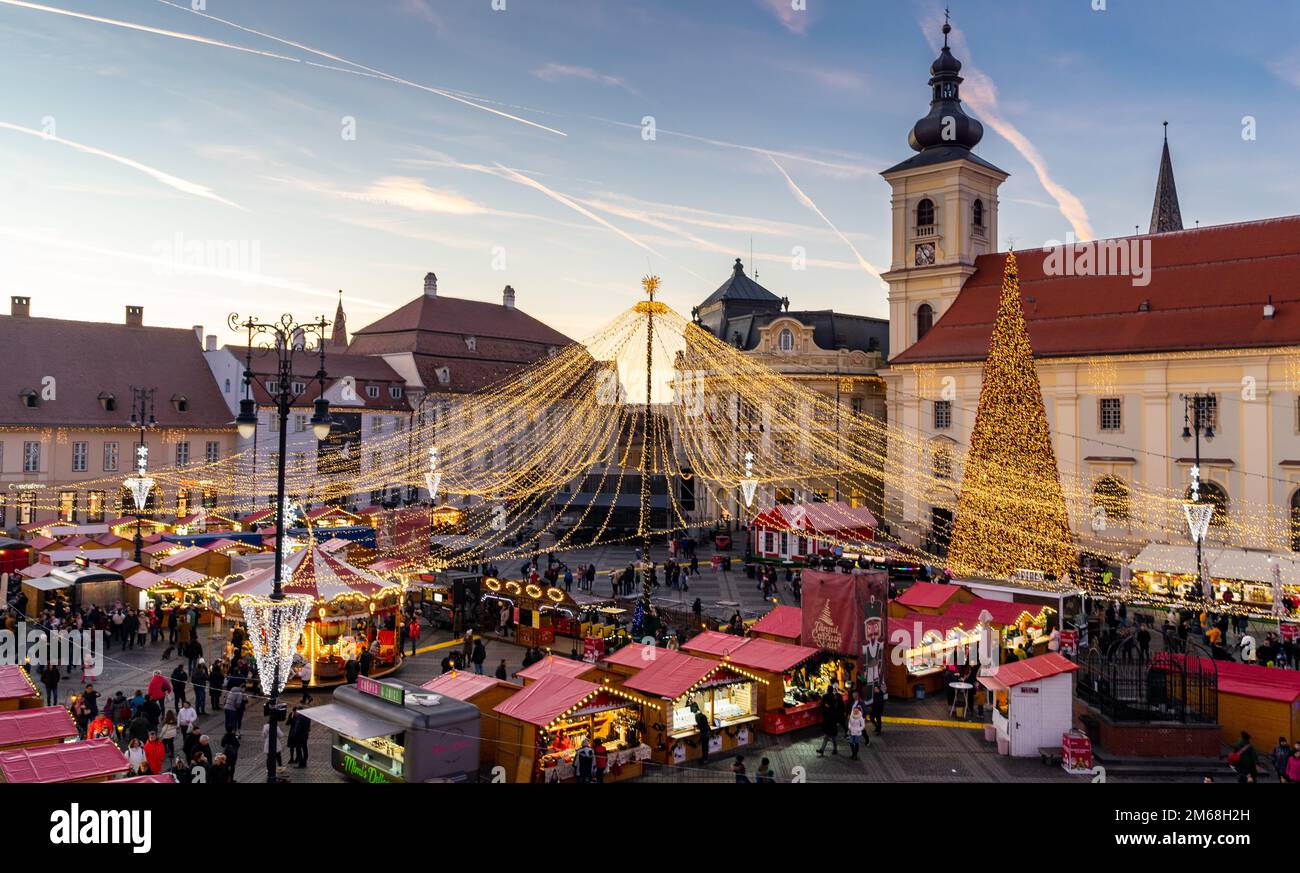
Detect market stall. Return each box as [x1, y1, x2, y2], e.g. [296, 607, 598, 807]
[305, 677, 480, 783]
[492, 675, 652, 783]
[619, 649, 765, 764]
[797, 567, 889, 702]
[0, 666, 42, 712]
[0, 706, 79, 751]
[682, 634, 821, 734]
[515, 655, 600, 685]
[1129, 545, 1300, 617]
[750, 501, 878, 563]
[141, 568, 212, 620]
[480, 576, 593, 646]
[747, 604, 803, 644]
[21, 558, 125, 616]
[213, 541, 404, 687]
[892, 581, 968, 615]
[0, 737, 129, 783]
[944, 598, 1055, 659]
[420, 671, 521, 765]
[886, 611, 984, 699]
[978, 653, 1079, 757]
[1158, 654, 1300, 747]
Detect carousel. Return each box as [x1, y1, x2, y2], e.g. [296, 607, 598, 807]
[212, 541, 405, 688]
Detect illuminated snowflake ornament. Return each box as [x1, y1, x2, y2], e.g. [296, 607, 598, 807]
[740, 451, 758, 508]
[123, 444, 153, 511]
[424, 446, 441, 501]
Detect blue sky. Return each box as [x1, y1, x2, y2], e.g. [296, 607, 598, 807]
[1, 0, 1297, 342]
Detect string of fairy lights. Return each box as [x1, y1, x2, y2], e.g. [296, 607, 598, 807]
[12, 270, 1300, 613]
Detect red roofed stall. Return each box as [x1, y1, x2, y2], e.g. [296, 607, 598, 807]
[0, 737, 129, 783]
[893, 581, 968, 614]
[491, 675, 651, 783]
[683, 634, 822, 734]
[748, 604, 802, 643]
[978, 654, 1079, 757]
[0, 705, 78, 751]
[514, 654, 600, 686]
[421, 671, 521, 764]
[0, 665, 42, 712]
[1159, 655, 1300, 747]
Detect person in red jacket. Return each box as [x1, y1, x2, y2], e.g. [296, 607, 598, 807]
[143, 730, 166, 775]
[87, 712, 114, 740]
[146, 670, 171, 705]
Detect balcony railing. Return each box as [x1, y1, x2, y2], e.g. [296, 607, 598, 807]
[913, 224, 938, 239]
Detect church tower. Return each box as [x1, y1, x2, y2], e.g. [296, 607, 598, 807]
[880, 15, 1008, 358]
[1149, 122, 1183, 234]
[330, 290, 348, 349]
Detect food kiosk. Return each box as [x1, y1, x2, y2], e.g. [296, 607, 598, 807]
[214, 541, 403, 687]
[682, 634, 821, 734]
[0, 706, 79, 751]
[481, 577, 597, 646]
[306, 677, 480, 783]
[492, 675, 653, 783]
[617, 649, 765, 764]
[21, 558, 125, 617]
[420, 672, 521, 765]
[978, 653, 1079, 757]
[886, 611, 984, 699]
[0, 666, 42, 712]
[0, 737, 129, 783]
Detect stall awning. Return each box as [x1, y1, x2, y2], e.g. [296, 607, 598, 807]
[754, 602, 800, 636]
[22, 576, 74, 592]
[944, 598, 1051, 627]
[600, 643, 661, 668]
[300, 703, 398, 740]
[125, 571, 163, 590]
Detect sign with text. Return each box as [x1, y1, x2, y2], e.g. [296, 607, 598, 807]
[356, 676, 405, 706]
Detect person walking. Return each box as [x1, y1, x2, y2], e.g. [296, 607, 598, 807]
[406, 615, 421, 657]
[39, 663, 60, 706]
[471, 637, 487, 675]
[847, 700, 867, 759]
[1229, 731, 1259, 784]
[289, 705, 311, 768]
[732, 754, 750, 783]
[816, 688, 843, 756]
[192, 659, 209, 716]
[223, 683, 246, 736]
[1271, 737, 1292, 782]
[170, 663, 188, 709]
[298, 659, 313, 704]
[869, 684, 886, 736]
[262, 720, 284, 772]
[755, 757, 776, 783]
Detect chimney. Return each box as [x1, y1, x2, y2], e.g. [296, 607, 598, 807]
[205, 334, 218, 351]
[10, 295, 30, 317]
[125, 305, 144, 327]
[193, 325, 204, 345]
[424, 272, 438, 297]
[503, 285, 516, 309]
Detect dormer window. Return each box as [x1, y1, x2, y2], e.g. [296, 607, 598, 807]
[366, 385, 380, 399]
[171, 394, 189, 413]
[19, 389, 38, 408]
[778, 328, 794, 352]
[464, 335, 477, 352]
[291, 381, 306, 394]
[389, 386, 403, 399]
[98, 392, 116, 411]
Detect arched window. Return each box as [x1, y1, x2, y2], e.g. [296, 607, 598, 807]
[931, 443, 952, 480]
[1291, 490, 1300, 551]
[916, 304, 934, 340]
[916, 198, 935, 228]
[1186, 481, 1228, 529]
[778, 328, 794, 352]
[973, 198, 984, 228]
[1092, 476, 1130, 523]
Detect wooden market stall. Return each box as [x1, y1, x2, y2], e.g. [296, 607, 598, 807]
[618, 649, 766, 765]
[492, 675, 653, 783]
[480, 576, 595, 647]
[887, 611, 984, 699]
[749, 501, 878, 563]
[0, 706, 78, 751]
[0, 737, 129, 783]
[748, 604, 803, 643]
[214, 541, 403, 687]
[1160, 655, 1300, 747]
[0, 666, 43, 712]
[944, 598, 1055, 659]
[978, 653, 1079, 757]
[515, 655, 600, 685]
[682, 634, 822, 734]
[421, 671, 522, 765]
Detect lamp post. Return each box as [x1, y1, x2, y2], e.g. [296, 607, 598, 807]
[229, 312, 332, 784]
[127, 387, 158, 563]
[1180, 393, 1216, 601]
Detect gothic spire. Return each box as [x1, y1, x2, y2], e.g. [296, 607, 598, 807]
[331, 290, 348, 349]
[1148, 122, 1183, 234]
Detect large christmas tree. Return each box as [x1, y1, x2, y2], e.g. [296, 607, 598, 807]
[947, 251, 1075, 579]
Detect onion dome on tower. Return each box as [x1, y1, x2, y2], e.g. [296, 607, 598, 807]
[906, 13, 984, 154]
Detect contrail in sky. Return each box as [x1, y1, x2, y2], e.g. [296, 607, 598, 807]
[0, 121, 240, 208]
[767, 155, 883, 280]
[153, 0, 566, 137]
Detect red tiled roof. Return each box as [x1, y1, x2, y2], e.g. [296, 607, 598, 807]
[0, 737, 129, 783]
[230, 346, 411, 411]
[891, 216, 1300, 364]
[895, 581, 963, 609]
[749, 605, 802, 640]
[352, 293, 572, 347]
[0, 706, 78, 749]
[0, 314, 235, 428]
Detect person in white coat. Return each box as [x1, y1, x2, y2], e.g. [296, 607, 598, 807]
[847, 701, 868, 760]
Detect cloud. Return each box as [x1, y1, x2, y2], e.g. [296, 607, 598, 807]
[533, 63, 639, 95]
[920, 9, 1095, 240]
[767, 155, 884, 280]
[0, 120, 240, 208]
[759, 0, 812, 35]
[1269, 59, 1300, 88]
[396, 0, 445, 32]
[361, 177, 486, 215]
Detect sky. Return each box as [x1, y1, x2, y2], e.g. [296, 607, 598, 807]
[1, 0, 1298, 344]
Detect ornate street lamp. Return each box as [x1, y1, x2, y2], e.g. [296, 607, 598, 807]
[228, 312, 332, 783]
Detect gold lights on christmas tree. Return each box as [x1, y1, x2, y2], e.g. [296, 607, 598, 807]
[946, 252, 1076, 579]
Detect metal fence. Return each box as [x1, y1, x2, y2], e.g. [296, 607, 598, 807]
[1076, 638, 1218, 725]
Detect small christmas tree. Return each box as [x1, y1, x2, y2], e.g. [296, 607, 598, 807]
[947, 251, 1075, 579]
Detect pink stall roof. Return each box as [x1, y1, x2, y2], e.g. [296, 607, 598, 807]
[944, 598, 1051, 627]
[1156, 654, 1300, 703]
[895, 581, 964, 610]
[0, 706, 78, 748]
[600, 643, 662, 668]
[159, 546, 208, 568]
[110, 773, 178, 783]
[622, 651, 727, 699]
[0, 737, 129, 783]
[749, 605, 802, 640]
[492, 675, 601, 727]
[681, 631, 749, 658]
[0, 665, 38, 701]
[723, 638, 820, 674]
[421, 671, 518, 700]
[516, 655, 597, 682]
